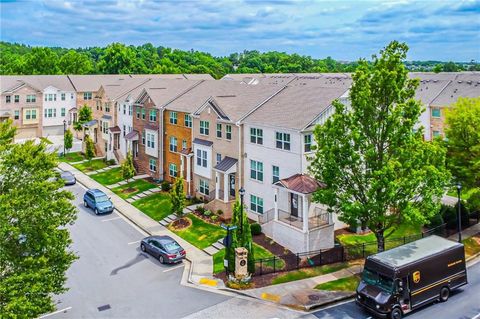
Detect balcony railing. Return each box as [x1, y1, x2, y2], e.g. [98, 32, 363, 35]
[259, 207, 332, 230]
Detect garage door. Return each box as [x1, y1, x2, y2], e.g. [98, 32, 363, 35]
[15, 127, 38, 139]
[43, 125, 64, 136]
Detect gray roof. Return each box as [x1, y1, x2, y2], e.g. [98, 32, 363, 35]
[140, 79, 202, 108]
[193, 138, 213, 146]
[369, 235, 462, 268]
[214, 156, 238, 172]
[431, 73, 480, 106]
[82, 119, 98, 127]
[101, 78, 151, 101]
[1, 75, 75, 92]
[243, 85, 348, 130]
[68, 74, 133, 92]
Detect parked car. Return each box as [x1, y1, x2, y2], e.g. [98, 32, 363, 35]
[59, 171, 76, 186]
[83, 189, 114, 215]
[140, 235, 186, 264]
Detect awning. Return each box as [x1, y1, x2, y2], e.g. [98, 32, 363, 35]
[0, 109, 12, 117]
[68, 107, 77, 112]
[144, 122, 158, 131]
[109, 126, 121, 133]
[124, 130, 139, 141]
[274, 174, 325, 194]
[214, 156, 237, 173]
[180, 147, 192, 155]
[101, 114, 112, 120]
[82, 120, 98, 128]
[193, 138, 213, 147]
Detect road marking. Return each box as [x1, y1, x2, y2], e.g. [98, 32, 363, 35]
[163, 264, 185, 273]
[101, 216, 121, 222]
[199, 278, 218, 287]
[127, 240, 142, 245]
[260, 292, 281, 303]
[37, 307, 72, 318]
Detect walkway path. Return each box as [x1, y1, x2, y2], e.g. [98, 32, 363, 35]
[85, 164, 120, 176]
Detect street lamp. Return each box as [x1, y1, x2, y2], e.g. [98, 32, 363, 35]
[456, 183, 462, 243]
[63, 119, 67, 157]
[239, 187, 245, 234]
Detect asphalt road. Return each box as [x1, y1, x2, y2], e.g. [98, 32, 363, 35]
[48, 182, 230, 319]
[310, 260, 480, 319]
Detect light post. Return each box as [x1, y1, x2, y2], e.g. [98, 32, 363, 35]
[239, 187, 245, 234]
[456, 183, 462, 243]
[63, 119, 66, 157]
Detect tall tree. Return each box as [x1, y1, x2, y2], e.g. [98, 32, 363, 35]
[445, 97, 480, 189]
[22, 47, 60, 74]
[0, 118, 16, 146]
[64, 128, 73, 155]
[227, 201, 255, 274]
[58, 50, 93, 74]
[121, 151, 136, 185]
[0, 121, 77, 318]
[73, 104, 93, 137]
[310, 41, 450, 252]
[170, 177, 186, 217]
[97, 43, 137, 74]
[84, 134, 95, 161]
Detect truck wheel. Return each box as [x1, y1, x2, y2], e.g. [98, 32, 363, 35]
[440, 287, 450, 302]
[390, 308, 402, 319]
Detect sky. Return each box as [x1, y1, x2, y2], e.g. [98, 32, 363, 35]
[0, 0, 479, 62]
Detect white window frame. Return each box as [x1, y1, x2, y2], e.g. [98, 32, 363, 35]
[304, 134, 312, 152]
[250, 195, 264, 214]
[272, 165, 279, 184]
[250, 160, 264, 182]
[149, 158, 157, 172]
[147, 132, 155, 148]
[200, 120, 209, 135]
[184, 114, 192, 128]
[250, 127, 263, 144]
[169, 111, 177, 124]
[169, 136, 177, 152]
[216, 123, 222, 138]
[276, 132, 291, 150]
[196, 149, 207, 167]
[169, 163, 177, 177]
[199, 179, 209, 195]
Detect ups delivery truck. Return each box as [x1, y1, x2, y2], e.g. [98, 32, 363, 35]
[356, 235, 467, 319]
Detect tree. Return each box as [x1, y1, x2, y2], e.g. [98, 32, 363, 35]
[0, 118, 16, 147]
[0, 120, 77, 318]
[97, 43, 137, 74]
[64, 128, 73, 155]
[59, 50, 93, 74]
[445, 97, 480, 189]
[170, 177, 186, 217]
[22, 47, 60, 74]
[84, 134, 95, 161]
[226, 201, 255, 274]
[121, 151, 136, 185]
[310, 41, 450, 252]
[73, 104, 93, 137]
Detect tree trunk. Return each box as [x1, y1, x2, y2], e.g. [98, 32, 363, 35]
[375, 230, 385, 253]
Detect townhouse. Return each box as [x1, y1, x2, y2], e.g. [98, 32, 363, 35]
[165, 80, 283, 216]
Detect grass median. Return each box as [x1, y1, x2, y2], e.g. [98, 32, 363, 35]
[90, 167, 123, 185]
[132, 192, 172, 221]
[170, 214, 226, 250]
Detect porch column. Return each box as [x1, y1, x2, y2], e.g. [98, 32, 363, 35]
[302, 194, 309, 233]
[223, 172, 229, 203]
[215, 171, 220, 200]
[274, 188, 279, 221]
[180, 156, 184, 178]
[186, 156, 191, 183]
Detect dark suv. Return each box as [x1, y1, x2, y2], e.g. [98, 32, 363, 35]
[83, 189, 114, 215]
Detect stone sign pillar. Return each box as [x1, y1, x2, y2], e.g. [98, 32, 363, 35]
[234, 247, 248, 278]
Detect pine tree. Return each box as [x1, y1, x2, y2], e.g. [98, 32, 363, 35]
[170, 177, 186, 217]
[64, 128, 73, 155]
[121, 151, 135, 185]
[84, 134, 95, 161]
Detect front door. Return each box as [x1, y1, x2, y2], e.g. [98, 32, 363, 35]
[229, 174, 235, 197]
[132, 141, 138, 158]
[291, 193, 299, 217]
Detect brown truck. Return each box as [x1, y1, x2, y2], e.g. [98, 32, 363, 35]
[356, 235, 467, 319]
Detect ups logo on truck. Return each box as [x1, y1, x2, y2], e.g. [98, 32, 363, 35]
[413, 271, 421, 283]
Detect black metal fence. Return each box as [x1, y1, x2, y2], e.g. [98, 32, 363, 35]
[253, 223, 453, 276]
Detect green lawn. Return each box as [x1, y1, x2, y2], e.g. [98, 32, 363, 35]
[40, 137, 53, 144]
[90, 167, 123, 185]
[212, 243, 285, 274]
[271, 262, 350, 285]
[133, 192, 172, 221]
[170, 214, 226, 250]
[73, 159, 109, 172]
[315, 275, 361, 292]
[337, 223, 422, 246]
[112, 179, 157, 199]
[463, 235, 480, 258]
[59, 151, 84, 163]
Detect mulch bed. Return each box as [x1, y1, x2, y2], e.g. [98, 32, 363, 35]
[191, 210, 224, 226]
[253, 233, 292, 256]
[144, 177, 160, 185]
[171, 217, 191, 230]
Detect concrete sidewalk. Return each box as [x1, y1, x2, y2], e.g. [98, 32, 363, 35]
[58, 162, 225, 290]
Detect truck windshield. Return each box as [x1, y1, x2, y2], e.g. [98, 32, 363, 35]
[362, 267, 394, 293]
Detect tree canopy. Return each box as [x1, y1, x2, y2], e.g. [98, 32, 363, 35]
[310, 41, 450, 252]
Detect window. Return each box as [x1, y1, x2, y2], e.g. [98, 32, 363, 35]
[250, 195, 264, 214]
[432, 108, 441, 118]
[199, 179, 209, 195]
[123, 105, 126, 115]
[46, 94, 55, 102]
[14, 95, 19, 103]
[226, 125, 232, 140]
[169, 136, 177, 152]
[84, 92, 92, 100]
[169, 163, 177, 177]
[141, 108, 146, 120]
[216, 153, 222, 165]
[128, 105, 132, 115]
[61, 93, 65, 101]
[5, 95, 11, 103]
[25, 110, 31, 120]
[61, 108, 66, 117]
[304, 134, 312, 152]
[123, 125, 126, 137]
[31, 109, 37, 119]
[102, 121, 108, 134]
[142, 129, 145, 145]
[184, 114, 192, 128]
[136, 107, 140, 119]
[149, 109, 157, 122]
[26, 95, 36, 103]
[147, 132, 155, 148]
[105, 102, 110, 113]
[71, 93, 74, 99]
[169, 111, 177, 124]
[196, 149, 207, 167]
[96, 101, 100, 110]
[200, 120, 209, 135]
[250, 127, 263, 144]
[44, 108, 56, 118]
[182, 139, 187, 150]
[149, 158, 157, 172]
[272, 166, 279, 183]
[216, 123, 222, 138]
[14, 110, 19, 120]
[250, 160, 264, 182]
[276, 132, 291, 150]
[433, 130, 441, 138]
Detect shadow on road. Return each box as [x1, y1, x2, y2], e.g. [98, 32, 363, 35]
[110, 252, 149, 276]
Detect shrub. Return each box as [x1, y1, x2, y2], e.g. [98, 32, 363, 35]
[211, 215, 218, 222]
[427, 212, 444, 228]
[216, 209, 224, 215]
[204, 210, 212, 217]
[196, 206, 205, 214]
[441, 203, 469, 229]
[250, 223, 262, 236]
[161, 181, 171, 192]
